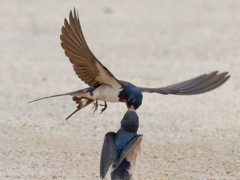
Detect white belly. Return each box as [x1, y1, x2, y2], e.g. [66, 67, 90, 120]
[92, 84, 121, 102]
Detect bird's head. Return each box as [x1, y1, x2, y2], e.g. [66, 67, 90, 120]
[121, 107, 139, 133]
[126, 93, 142, 110]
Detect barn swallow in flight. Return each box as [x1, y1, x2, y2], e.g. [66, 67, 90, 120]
[100, 107, 142, 180]
[30, 9, 230, 119]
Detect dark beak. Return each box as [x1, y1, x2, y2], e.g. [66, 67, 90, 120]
[129, 105, 135, 110]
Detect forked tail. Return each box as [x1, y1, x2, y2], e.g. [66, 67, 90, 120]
[28, 89, 87, 103]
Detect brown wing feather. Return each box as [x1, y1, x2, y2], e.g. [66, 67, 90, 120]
[61, 9, 122, 89]
[138, 71, 230, 95]
[112, 135, 143, 172]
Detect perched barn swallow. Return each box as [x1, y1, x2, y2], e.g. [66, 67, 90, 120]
[30, 9, 230, 119]
[100, 107, 142, 180]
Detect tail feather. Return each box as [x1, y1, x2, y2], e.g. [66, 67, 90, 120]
[66, 108, 81, 120]
[28, 89, 87, 103]
[66, 97, 94, 120]
[29, 93, 69, 103]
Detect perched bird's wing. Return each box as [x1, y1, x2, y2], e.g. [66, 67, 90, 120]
[61, 9, 122, 89]
[138, 71, 230, 95]
[113, 135, 143, 172]
[100, 132, 117, 179]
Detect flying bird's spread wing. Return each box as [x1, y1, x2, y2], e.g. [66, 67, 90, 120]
[61, 9, 122, 89]
[113, 135, 143, 172]
[100, 132, 117, 179]
[138, 71, 230, 95]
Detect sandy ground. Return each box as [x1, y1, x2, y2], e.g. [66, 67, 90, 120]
[0, 0, 240, 179]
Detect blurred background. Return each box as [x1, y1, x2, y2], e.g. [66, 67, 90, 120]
[0, 0, 239, 179]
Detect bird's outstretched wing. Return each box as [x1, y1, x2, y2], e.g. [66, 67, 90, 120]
[112, 135, 143, 172]
[138, 71, 230, 95]
[61, 9, 122, 89]
[100, 132, 117, 179]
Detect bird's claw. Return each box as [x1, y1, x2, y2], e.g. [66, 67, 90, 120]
[99, 101, 107, 114]
[92, 99, 98, 114]
[92, 100, 107, 114]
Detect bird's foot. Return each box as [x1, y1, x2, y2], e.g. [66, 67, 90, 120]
[99, 101, 107, 114]
[91, 99, 98, 114]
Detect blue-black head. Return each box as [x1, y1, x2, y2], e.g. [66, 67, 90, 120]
[118, 81, 143, 110]
[121, 107, 139, 133]
[126, 91, 143, 110]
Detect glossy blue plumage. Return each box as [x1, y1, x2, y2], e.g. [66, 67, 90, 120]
[100, 109, 143, 180]
[119, 81, 143, 110]
[115, 130, 136, 154]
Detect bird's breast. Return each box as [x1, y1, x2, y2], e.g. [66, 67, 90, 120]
[92, 84, 121, 102]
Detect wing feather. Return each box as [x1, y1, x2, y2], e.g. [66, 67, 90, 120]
[139, 71, 230, 95]
[112, 135, 143, 172]
[100, 132, 117, 179]
[61, 9, 122, 89]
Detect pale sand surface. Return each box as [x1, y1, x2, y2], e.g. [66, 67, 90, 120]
[0, 0, 240, 179]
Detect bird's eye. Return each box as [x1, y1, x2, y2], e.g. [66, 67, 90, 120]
[128, 98, 130, 102]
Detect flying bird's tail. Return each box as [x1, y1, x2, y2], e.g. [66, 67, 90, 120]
[29, 87, 98, 119]
[66, 97, 94, 120]
[28, 89, 87, 103]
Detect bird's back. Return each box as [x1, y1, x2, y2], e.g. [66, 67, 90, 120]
[112, 130, 137, 180]
[115, 130, 136, 154]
